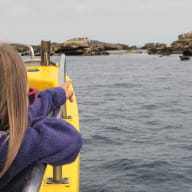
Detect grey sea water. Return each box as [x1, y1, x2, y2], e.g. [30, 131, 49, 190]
[55, 54, 192, 192]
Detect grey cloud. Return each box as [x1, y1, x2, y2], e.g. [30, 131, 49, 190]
[0, 0, 192, 45]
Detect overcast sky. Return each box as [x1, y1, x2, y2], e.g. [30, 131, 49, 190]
[0, 0, 192, 46]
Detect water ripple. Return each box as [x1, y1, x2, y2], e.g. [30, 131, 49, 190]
[61, 54, 192, 192]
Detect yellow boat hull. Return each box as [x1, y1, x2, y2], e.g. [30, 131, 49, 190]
[27, 65, 80, 192]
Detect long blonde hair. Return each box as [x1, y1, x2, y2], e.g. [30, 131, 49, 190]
[0, 43, 28, 177]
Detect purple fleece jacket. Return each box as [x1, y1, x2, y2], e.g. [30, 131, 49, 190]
[0, 87, 82, 191]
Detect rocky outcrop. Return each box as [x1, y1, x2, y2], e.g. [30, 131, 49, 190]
[178, 32, 192, 40]
[129, 45, 137, 50]
[144, 32, 192, 55]
[53, 38, 110, 56]
[103, 42, 129, 50]
[142, 43, 166, 49]
[142, 43, 172, 55]
[171, 37, 192, 56]
[12, 38, 132, 56]
[148, 46, 173, 55]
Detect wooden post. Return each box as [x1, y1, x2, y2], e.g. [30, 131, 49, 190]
[40, 40, 50, 66]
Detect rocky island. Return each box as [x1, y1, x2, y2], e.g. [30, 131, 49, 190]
[12, 38, 135, 56]
[143, 32, 192, 56]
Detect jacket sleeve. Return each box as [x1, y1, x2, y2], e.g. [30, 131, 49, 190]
[0, 117, 82, 185]
[28, 87, 66, 125]
[0, 117, 82, 190]
[23, 117, 82, 166]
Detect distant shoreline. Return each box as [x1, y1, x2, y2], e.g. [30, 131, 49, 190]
[11, 32, 192, 56]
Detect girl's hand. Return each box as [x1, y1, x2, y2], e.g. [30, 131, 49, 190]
[60, 80, 74, 103]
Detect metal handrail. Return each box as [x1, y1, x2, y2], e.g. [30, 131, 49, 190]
[52, 54, 67, 182]
[10, 42, 57, 66]
[59, 54, 67, 118]
[25, 59, 41, 65]
[23, 164, 46, 192]
[58, 54, 66, 85]
[10, 43, 35, 59]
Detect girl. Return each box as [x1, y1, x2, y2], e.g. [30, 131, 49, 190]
[0, 43, 82, 191]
